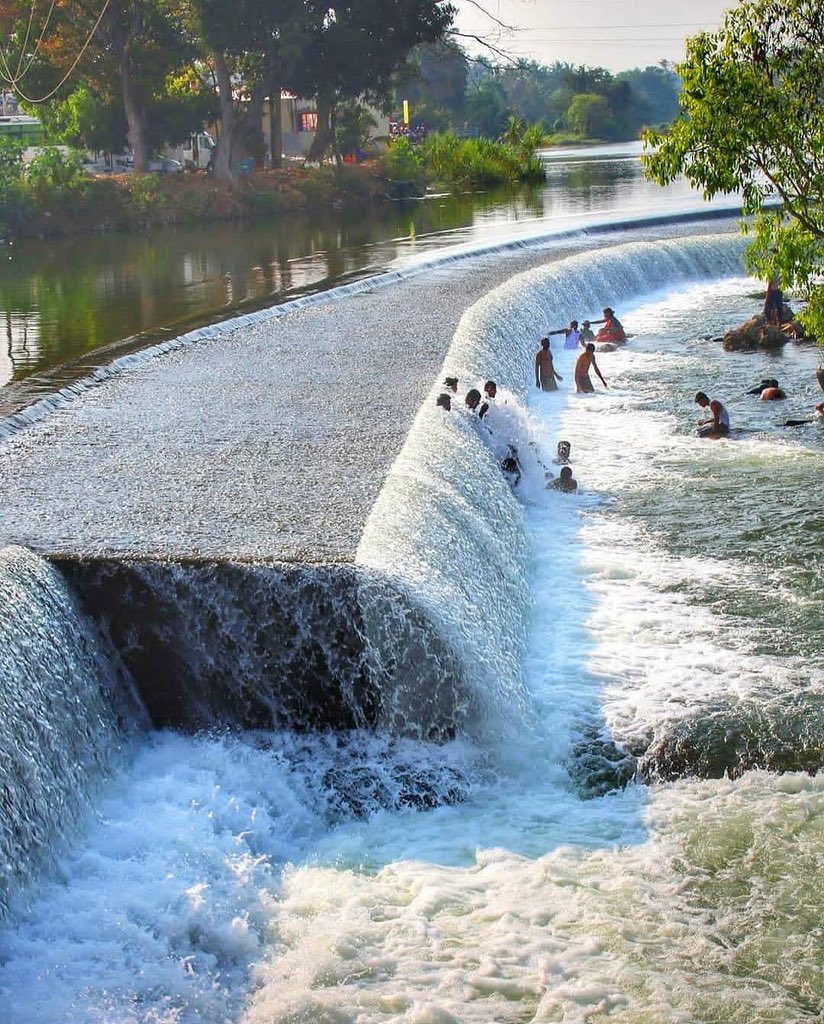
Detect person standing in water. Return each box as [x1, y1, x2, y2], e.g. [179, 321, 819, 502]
[548, 320, 581, 350]
[694, 391, 730, 437]
[578, 320, 595, 345]
[535, 338, 563, 391]
[574, 343, 607, 393]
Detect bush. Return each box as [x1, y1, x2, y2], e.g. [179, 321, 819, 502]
[0, 137, 25, 205]
[124, 173, 171, 226]
[25, 147, 88, 200]
[381, 137, 425, 188]
[417, 130, 546, 189]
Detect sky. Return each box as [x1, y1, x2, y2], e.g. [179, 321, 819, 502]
[452, 0, 735, 72]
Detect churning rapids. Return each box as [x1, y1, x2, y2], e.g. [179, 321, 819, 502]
[1, 223, 823, 1023]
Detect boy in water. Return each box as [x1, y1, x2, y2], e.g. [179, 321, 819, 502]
[535, 338, 564, 391]
[574, 344, 607, 392]
[548, 466, 578, 492]
[554, 440, 572, 464]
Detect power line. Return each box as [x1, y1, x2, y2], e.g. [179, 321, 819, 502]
[0, 0, 111, 103]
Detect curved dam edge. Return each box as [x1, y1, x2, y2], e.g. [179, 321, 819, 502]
[0, 207, 742, 443]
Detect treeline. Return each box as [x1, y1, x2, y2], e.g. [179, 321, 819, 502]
[0, 1, 680, 190]
[400, 42, 681, 143]
[0, 0, 452, 183]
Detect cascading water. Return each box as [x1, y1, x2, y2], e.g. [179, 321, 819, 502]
[358, 233, 748, 749]
[0, 546, 146, 920]
[2, 227, 822, 1023]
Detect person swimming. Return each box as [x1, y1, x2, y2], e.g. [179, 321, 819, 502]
[436, 393, 452, 411]
[501, 447, 522, 488]
[554, 440, 572, 464]
[746, 378, 779, 395]
[548, 466, 578, 492]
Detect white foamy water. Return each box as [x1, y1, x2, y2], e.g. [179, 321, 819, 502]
[2, 253, 823, 1023]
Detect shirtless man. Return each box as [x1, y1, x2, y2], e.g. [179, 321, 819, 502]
[535, 337, 563, 391]
[695, 391, 730, 437]
[548, 466, 578, 492]
[574, 343, 607, 393]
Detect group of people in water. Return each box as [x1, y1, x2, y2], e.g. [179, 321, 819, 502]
[695, 378, 824, 437]
[535, 307, 628, 394]
[435, 376, 578, 493]
[434, 301, 822, 487]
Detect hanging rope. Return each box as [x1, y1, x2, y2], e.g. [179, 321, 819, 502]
[0, 0, 111, 103]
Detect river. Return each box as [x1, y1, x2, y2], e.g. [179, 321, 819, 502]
[1, 145, 822, 1024]
[0, 142, 739, 392]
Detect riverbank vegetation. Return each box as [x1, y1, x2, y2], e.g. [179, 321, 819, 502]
[643, 0, 824, 345]
[0, 137, 546, 239]
[0, 0, 682, 239]
[0, 1, 680, 181]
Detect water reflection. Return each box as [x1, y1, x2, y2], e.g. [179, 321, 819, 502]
[0, 143, 734, 389]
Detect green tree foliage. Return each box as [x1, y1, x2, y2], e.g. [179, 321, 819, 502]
[0, 136, 24, 204]
[618, 63, 680, 127]
[292, 0, 455, 162]
[397, 39, 467, 125]
[466, 77, 511, 138]
[566, 93, 612, 139]
[4, 0, 209, 171]
[36, 85, 127, 155]
[642, 0, 824, 341]
[335, 101, 376, 156]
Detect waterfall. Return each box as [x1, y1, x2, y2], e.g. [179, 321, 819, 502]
[0, 547, 146, 920]
[358, 234, 747, 747]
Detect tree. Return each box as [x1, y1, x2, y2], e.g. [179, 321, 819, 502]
[642, 0, 824, 340]
[291, 0, 455, 163]
[400, 39, 467, 121]
[334, 100, 376, 156]
[465, 76, 510, 138]
[2, 0, 207, 172]
[188, 0, 302, 183]
[566, 93, 613, 139]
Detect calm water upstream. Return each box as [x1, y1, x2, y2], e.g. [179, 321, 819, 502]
[0, 142, 740, 390]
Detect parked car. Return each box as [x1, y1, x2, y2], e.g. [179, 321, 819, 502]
[148, 155, 183, 174]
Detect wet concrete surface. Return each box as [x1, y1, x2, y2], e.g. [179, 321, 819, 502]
[0, 219, 737, 564]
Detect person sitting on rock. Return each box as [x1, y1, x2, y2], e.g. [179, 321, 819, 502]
[763, 274, 783, 326]
[593, 307, 627, 344]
